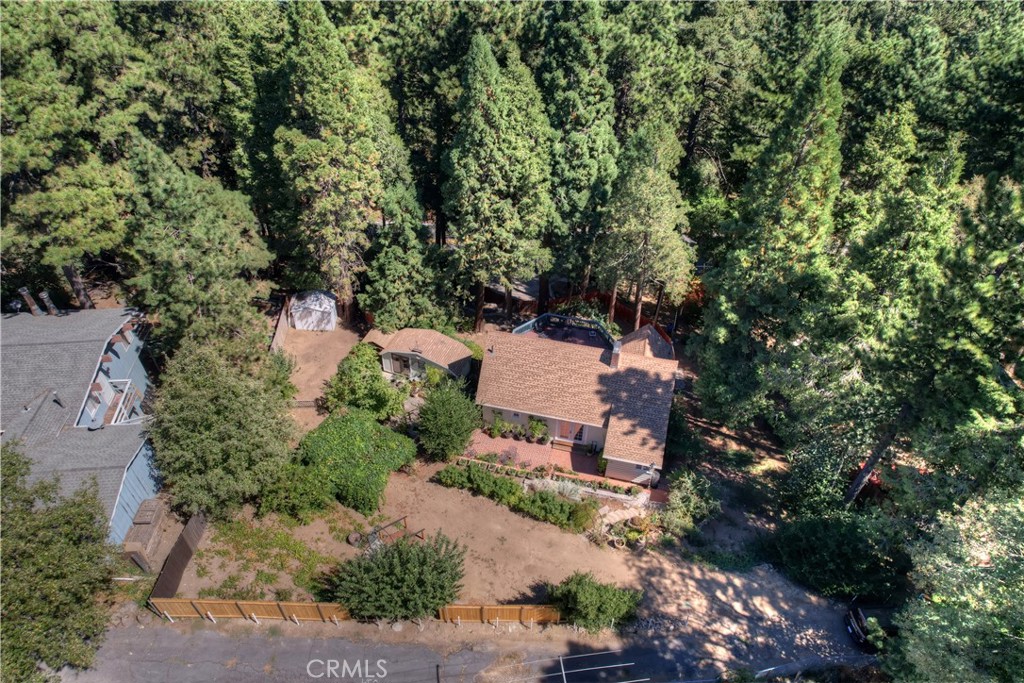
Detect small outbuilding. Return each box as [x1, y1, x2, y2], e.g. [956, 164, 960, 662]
[363, 328, 473, 381]
[289, 290, 338, 331]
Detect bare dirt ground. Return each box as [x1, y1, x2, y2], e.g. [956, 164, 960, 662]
[279, 323, 361, 434]
[177, 461, 856, 673]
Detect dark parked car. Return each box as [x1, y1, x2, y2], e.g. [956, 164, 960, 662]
[845, 599, 897, 653]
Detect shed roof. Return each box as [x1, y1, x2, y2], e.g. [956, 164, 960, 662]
[291, 290, 337, 312]
[363, 328, 473, 377]
[0, 308, 147, 516]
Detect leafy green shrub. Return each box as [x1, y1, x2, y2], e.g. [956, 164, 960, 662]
[548, 572, 642, 632]
[417, 379, 481, 461]
[331, 533, 465, 621]
[434, 465, 470, 489]
[323, 343, 406, 420]
[596, 454, 608, 475]
[434, 465, 597, 531]
[660, 470, 720, 536]
[424, 365, 445, 388]
[260, 461, 331, 521]
[292, 410, 416, 515]
[763, 512, 911, 600]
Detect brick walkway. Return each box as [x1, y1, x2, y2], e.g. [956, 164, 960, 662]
[466, 431, 553, 469]
[466, 431, 645, 489]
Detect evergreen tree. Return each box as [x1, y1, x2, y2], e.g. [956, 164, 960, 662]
[123, 138, 272, 354]
[1, 446, 114, 683]
[606, 2, 697, 140]
[150, 338, 295, 518]
[358, 226, 445, 334]
[537, 1, 618, 296]
[844, 172, 1024, 503]
[696, 32, 847, 435]
[1, 1, 147, 305]
[442, 34, 553, 331]
[887, 492, 1024, 683]
[594, 119, 694, 332]
[379, 3, 533, 245]
[274, 0, 379, 318]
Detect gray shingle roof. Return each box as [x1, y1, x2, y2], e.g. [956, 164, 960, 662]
[0, 308, 147, 517]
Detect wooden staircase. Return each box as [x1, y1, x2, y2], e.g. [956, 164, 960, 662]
[551, 441, 588, 456]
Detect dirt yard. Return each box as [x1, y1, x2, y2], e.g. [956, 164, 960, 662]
[177, 461, 855, 671]
[279, 323, 361, 434]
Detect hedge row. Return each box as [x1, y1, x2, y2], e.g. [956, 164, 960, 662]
[435, 464, 597, 532]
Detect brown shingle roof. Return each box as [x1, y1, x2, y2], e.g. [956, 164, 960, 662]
[619, 324, 675, 360]
[603, 353, 677, 467]
[476, 332, 676, 467]
[363, 328, 473, 377]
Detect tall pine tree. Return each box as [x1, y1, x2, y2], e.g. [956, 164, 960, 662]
[696, 27, 848, 436]
[443, 34, 553, 331]
[537, 1, 618, 299]
[274, 0, 379, 319]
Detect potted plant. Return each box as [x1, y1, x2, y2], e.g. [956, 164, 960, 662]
[511, 425, 525, 441]
[528, 417, 547, 443]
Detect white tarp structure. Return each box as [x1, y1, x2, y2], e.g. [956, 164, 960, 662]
[289, 290, 338, 331]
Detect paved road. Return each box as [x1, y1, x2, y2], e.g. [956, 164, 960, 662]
[63, 621, 873, 683]
[63, 625, 495, 683]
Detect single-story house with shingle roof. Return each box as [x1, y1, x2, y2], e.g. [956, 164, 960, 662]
[0, 305, 158, 543]
[476, 317, 677, 484]
[363, 328, 473, 381]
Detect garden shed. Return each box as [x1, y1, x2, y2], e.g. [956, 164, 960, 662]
[289, 290, 338, 331]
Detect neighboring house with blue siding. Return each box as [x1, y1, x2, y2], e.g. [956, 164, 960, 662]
[0, 305, 160, 544]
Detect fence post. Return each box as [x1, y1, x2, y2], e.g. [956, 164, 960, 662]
[206, 611, 216, 624]
[251, 613, 260, 625]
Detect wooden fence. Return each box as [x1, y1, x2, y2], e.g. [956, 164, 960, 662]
[150, 597, 561, 626]
[150, 597, 350, 624]
[149, 514, 207, 600]
[437, 604, 562, 625]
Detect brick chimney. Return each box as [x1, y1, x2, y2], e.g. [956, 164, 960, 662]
[17, 287, 42, 316]
[38, 290, 59, 315]
[610, 341, 622, 369]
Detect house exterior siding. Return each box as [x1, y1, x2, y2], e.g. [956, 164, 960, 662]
[109, 442, 160, 544]
[78, 323, 150, 428]
[481, 405, 607, 450]
[381, 351, 469, 381]
[605, 457, 658, 485]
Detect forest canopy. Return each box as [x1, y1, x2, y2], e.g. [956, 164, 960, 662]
[1, 3, 1021, 680]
